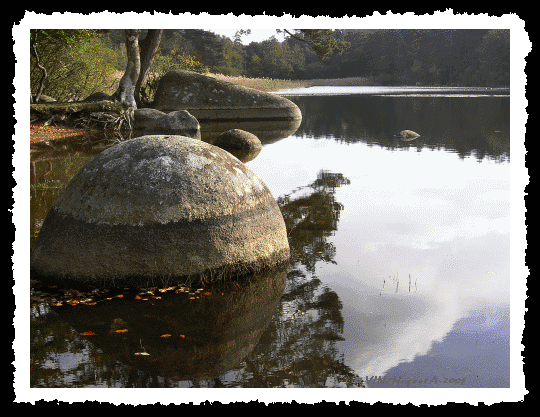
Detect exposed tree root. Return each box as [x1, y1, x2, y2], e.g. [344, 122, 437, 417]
[30, 100, 134, 135]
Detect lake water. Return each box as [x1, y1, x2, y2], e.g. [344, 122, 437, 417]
[29, 87, 511, 390]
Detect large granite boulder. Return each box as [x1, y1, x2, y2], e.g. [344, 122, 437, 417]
[152, 70, 302, 122]
[30, 135, 290, 289]
[133, 108, 200, 138]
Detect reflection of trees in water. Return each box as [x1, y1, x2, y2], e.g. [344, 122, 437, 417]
[237, 282, 354, 388]
[223, 170, 362, 388]
[278, 170, 350, 275]
[291, 95, 510, 162]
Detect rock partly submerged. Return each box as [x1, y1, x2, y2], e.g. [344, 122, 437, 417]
[152, 70, 302, 122]
[30, 135, 290, 289]
[133, 108, 201, 138]
[214, 129, 262, 151]
[396, 130, 421, 141]
[213, 129, 263, 163]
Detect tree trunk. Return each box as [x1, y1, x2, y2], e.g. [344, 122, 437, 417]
[136, 30, 163, 106]
[30, 30, 47, 104]
[113, 30, 141, 108]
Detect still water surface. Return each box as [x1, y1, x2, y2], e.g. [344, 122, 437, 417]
[30, 87, 510, 388]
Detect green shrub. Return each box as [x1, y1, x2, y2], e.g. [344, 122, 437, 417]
[31, 34, 120, 102]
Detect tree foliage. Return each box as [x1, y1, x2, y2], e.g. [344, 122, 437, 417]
[316, 29, 510, 86]
[30, 29, 119, 102]
[280, 29, 350, 59]
[30, 28, 509, 106]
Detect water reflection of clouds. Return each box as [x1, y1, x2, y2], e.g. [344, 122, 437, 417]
[326, 268, 463, 379]
[249, 134, 510, 381]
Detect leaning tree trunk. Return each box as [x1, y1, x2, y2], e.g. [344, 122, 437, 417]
[113, 29, 141, 108]
[135, 29, 163, 106]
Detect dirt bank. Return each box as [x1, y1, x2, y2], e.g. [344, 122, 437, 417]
[30, 123, 98, 144]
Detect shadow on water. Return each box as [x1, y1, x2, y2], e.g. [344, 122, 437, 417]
[32, 266, 288, 386]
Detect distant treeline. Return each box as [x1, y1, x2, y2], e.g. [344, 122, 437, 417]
[299, 29, 510, 87]
[153, 29, 510, 86]
[31, 29, 510, 102]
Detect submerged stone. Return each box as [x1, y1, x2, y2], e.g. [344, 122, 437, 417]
[30, 135, 290, 289]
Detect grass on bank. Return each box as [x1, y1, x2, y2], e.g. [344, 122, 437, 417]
[31, 71, 377, 110]
[208, 73, 373, 92]
[84, 71, 372, 98]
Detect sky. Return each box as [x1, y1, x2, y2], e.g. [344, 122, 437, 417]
[209, 29, 287, 45]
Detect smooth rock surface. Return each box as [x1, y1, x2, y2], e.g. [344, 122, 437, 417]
[30, 135, 290, 288]
[214, 129, 262, 151]
[152, 70, 302, 121]
[213, 129, 263, 162]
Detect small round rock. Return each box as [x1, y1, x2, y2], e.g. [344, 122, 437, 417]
[396, 130, 420, 140]
[214, 129, 262, 151]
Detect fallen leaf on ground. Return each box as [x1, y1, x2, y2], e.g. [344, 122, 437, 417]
[80, 331, 95, 336]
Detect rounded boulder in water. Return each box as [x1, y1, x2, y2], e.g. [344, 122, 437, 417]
[214, 129, 262, 162]
[214, 129, 262, 151]
[396, 130, 420, 141]
[30, 135, 290, 289]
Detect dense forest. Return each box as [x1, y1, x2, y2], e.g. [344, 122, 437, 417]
[30, 29, 510, 102]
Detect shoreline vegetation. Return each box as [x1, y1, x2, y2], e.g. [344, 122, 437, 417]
[29, 73, 508, 144]
[207, 73, 511, 91]
[208, 74, 376, 91]
[29, 73, 343, 144]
